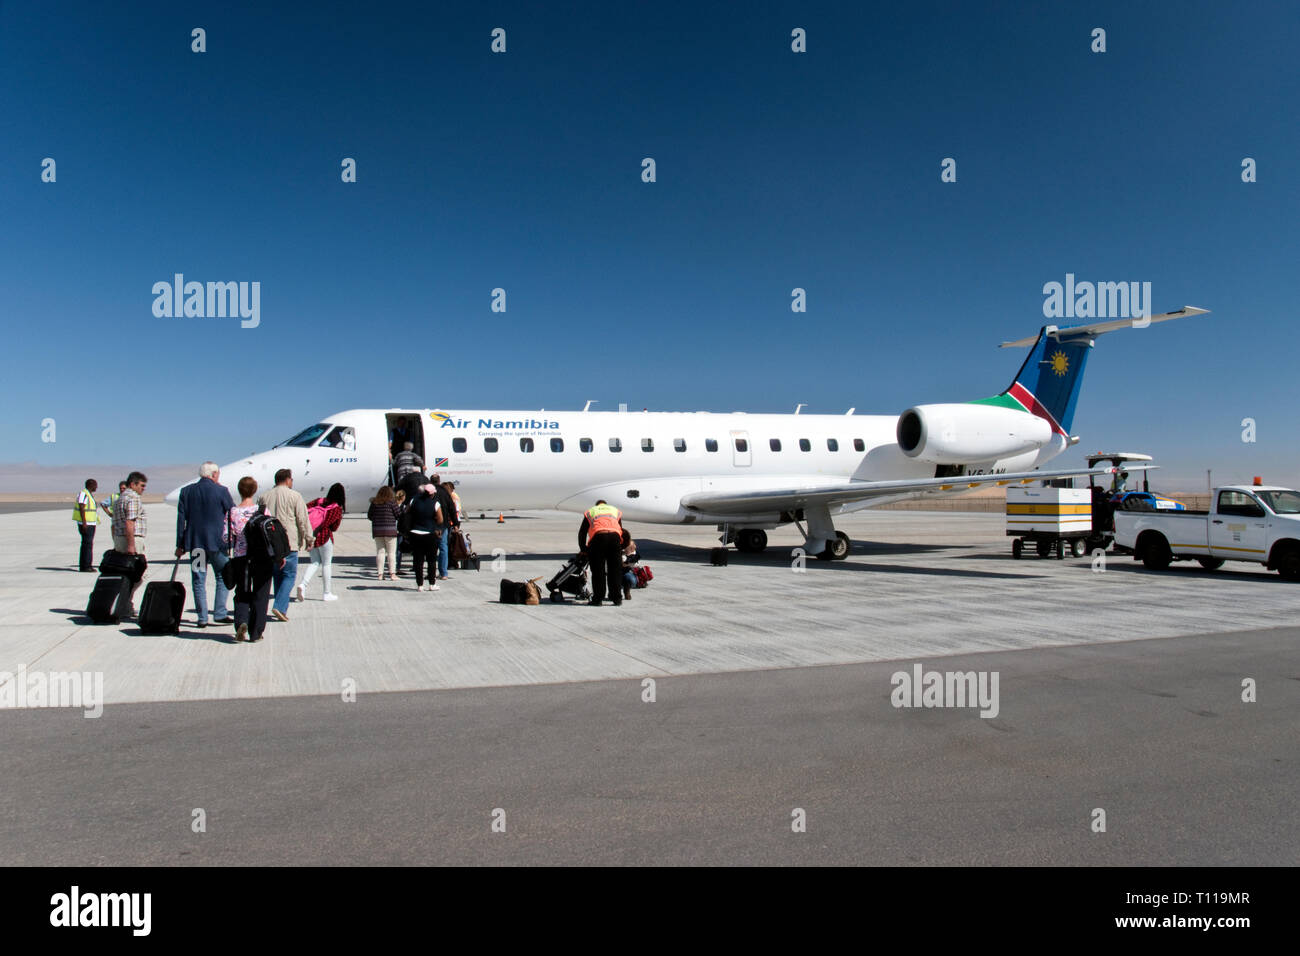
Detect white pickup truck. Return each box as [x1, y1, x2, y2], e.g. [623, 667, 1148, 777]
[1114, 485, 1300, 579]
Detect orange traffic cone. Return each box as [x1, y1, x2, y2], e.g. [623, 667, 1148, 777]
[497, 513, 505, 523]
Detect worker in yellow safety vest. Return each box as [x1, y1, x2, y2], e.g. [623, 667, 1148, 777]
[578, 500, 625, 606]
[72, 478, 100, 572]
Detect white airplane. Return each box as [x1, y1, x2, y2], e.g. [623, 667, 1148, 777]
[168, 308, 1207, 559]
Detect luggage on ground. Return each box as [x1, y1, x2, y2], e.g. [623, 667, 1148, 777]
[87, 575, 132, 624]
[632, 565, 653, 587]
[138, 561, 187, 635]
[499, 579, 531, 604]
[450, 530, 480, 570]
[523, 577, 542, 605]
[100, 549, 147, 582]
[546, 553, 591, 603]
[710, 547, 728, 566]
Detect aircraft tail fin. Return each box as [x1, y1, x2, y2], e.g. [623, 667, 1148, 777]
[973, 307, 1208, 437]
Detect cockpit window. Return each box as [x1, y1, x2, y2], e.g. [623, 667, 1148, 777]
[277, 423, 331, 448]
[319, 426, 356, 450]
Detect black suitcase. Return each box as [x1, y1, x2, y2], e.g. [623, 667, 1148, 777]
[710, 547, 729, 566]
[138, 562, 186, 635]
[100, 549, 147, 583]
[87, 575, 132, 624]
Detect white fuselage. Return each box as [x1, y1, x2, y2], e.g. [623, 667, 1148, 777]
[191, 408, 1066, 526]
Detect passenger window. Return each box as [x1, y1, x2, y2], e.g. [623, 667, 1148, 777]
[674, 438, 686, 452]
[705, 439, 718, 452]
[609, 438, 622, 453]
[735, 438, 748, 452]
[799, 439, 811, 452]
[580, 438, 593, 453]
[550, 438, 564, 453]
[769, 439, 782, 452]
[853, 438, 865, 452]
[452, 438, 467, 453]
[642, 438, 654, 452]
[520, 438, 535, 453]
[827, 438, 839, 451]
[484, 438, 498, 453]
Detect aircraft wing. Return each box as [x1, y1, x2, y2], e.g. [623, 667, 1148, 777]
[680, 465, 1148, 516]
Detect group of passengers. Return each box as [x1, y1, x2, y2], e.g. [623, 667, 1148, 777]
[84, 454, 464, 643]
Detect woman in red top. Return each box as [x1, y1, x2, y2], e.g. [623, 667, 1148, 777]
[298, 483, 345, 602]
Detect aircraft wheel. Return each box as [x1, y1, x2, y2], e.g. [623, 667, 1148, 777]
[1012, 539, 1023, 559]
[1070, 538, 1086, 558]
[737, 529, 768, 553]
[832, 530, 852, 561]
[823, 531, 850, 561]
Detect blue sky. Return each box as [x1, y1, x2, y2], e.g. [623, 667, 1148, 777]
[2, 1, 1297, 490]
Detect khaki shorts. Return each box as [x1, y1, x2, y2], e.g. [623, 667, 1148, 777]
[113, 534, 146, 559]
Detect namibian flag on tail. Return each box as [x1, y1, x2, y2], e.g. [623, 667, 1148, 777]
[972, 307, 1209, 437]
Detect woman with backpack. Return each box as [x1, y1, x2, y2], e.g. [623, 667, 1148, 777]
[368, 485, 402, 580]
[406, 484, 442, 592]
[298, 483, 345, 602]
[223, 476, 274, 643]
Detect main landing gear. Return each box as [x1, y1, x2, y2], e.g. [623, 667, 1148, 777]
[818, 531, 851, 561]
[719, 506, 853, 562]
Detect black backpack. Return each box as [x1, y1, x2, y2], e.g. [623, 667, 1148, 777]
[245, 510, 291, 564]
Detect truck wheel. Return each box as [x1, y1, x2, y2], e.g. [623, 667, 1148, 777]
[1276, 546, 1300, 582]
[1012, 539, 1023, 559]
[1036, 539, 1051, 558]
[1141, 534, 1173, 570]
[1196, 558, 1225, 571]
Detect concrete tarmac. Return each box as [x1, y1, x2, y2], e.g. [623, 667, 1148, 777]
[1, 508, 1296, 864]
[2, 509, 1296, 704]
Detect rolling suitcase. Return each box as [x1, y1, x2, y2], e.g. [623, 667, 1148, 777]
[87, 575, 132, 624]
[100, 549, 147, 583]
[137, 561, 186, 635]
[710, 547, 729, 566]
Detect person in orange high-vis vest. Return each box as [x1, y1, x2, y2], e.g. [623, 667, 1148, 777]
[578, 500, 625, 606]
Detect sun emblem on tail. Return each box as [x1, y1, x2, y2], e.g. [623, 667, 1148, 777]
[1050, 351, 1069, 377]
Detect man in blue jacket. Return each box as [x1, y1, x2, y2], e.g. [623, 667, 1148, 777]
[174, 461, 236, 628]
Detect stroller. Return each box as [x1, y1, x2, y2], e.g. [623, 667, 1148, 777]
[546, 552, 591, 603]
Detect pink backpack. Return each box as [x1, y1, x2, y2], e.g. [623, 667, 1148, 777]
[308, 503, 328, 533]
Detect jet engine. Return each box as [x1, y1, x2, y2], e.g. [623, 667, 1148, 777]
[896, 404, 1051, 464]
